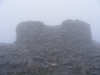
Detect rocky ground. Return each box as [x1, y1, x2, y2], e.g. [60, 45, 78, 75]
[0, 42, 100, 75]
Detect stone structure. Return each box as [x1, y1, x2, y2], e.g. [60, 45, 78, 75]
[16, 20, 92, 49]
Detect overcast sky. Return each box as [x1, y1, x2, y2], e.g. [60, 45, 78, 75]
[0, 0, 100, 43]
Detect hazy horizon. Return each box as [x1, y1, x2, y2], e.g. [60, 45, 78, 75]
[0, 0, 100, 43]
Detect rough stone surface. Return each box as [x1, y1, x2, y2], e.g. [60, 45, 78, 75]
[0, 20, 100, 75]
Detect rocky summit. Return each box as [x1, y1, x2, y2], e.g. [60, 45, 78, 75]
[0, 20, 100, 75]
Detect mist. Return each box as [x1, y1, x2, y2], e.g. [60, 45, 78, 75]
[0, 0, 100, 43]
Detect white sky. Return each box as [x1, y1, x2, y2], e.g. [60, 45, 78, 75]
[0, 0, 100, 43]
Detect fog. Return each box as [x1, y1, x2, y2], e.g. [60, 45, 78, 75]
[0, 0, 100, 43]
